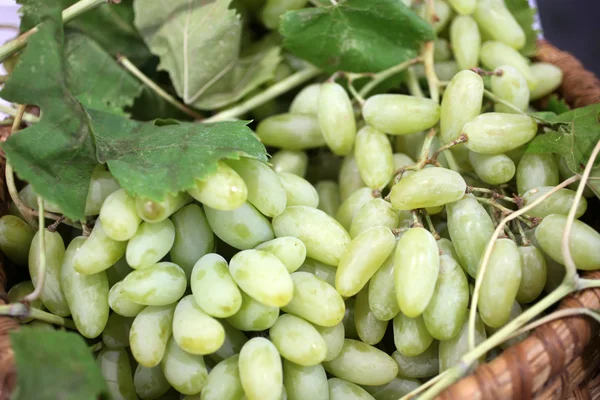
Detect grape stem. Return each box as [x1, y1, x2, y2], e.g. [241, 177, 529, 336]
[470, 67, 503, 77]
[346, 81, 365, 105]
[0, 0, 114, 63]
[467, 186, 520, 205]
[89, 342, 104, 352]
[400, 369, 450, 400]
[506, 307, 600, 342]
[474, 197, 538, 228]
[423, 0, 439, 103]
[514, 220, 531, 246]
[357, 56, 422, 98]
[0, 104, 40, 124]
[416, 128, 437, 169]
[430, 134, 468, 162]
[0, 304, 77, 329]
[421, 209, 440, 240]
[205, 66, 321, 122]
[411, 210, 423, 228]
[578, 278, 600, 290]
[22, 197, 46, 304]
[406, 67, 425, 98]
[117, 55, 204, 120]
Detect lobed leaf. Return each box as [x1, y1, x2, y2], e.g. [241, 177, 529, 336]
[504, 0, 540, 57]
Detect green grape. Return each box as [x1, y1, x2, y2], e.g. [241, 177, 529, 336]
[440, 71, 483, 146]
[109, 281, 145, 318]
[478, 238, 522, 328]
[134, 364, 171, 400]
[349, 198, 401, 238]
[437, 238, 458, 260]
[83, 166, 121, 215]
[161, 336, 208, 395]
[170, 204, 214, 279]
[390, 167, 466, 210]
[529, 63, 564, 100]
[423, 254, 469, 340]
[439, 314, 486, 372]
[74, 220, 127, 275]
[413, 61, 460, 82]
[392, 342, 439, 379]
[393, 313, 433, 357]
[256, 113, 326, 150]
[296, 258, 337, 287]
[270, 314, 327, 366]
[473, 0, 525, 49]
[122, 262, 186, 306]
[205, 202, 275, 250]
[102, 313, 133, 349]
[106, 257, 133, 288]
[446, 194, 495, 278]
[29, 229, 70, 316]
[522, 186, 587, 219]
[395, 132, 425, 161]
[448, 0, 475, 14]
[187, 161, 248, 211]
[208, 321, 248, 363]
[389, 153, 416, 188]
[201, 355, 244, 400]
[434, 38, 452, 61]
[227, 157, 287, 217]
[335, 187, 374, 231]
[463, 113, 538, 154]
[354, 126, 394, 189]
[417, 0, 453, 33]
[239, 337, 283, 400]
[368, 250, 399, 321]
[317, 82, 357, 156]
[226, 291, 279, 331]
[135, 192, 191, 223]
[535, 214, 600, 270]
[190, 253, 241, 318]
[278, 172, 319, 208]
[336, 226, 396, 297]
[125, 219, 175, 270]
[172, 295, 225, 355]
[256, 237, 307, 273]
[273, 206, 350, 266]
[355, 286, 388, 345]
[99, 188, 141, 241]
[480, 41, 537, 89]
[338, 154, 366, 201]
[61, 237, 109, 337]
[271, 150, 309, 177]
[491, 65, 530, 113]
[362, 94, 440, 136]
[394, 227, 440, 318]
[328, 378, 376, 400]
[556, 155, 595, 197]
[485, 301, 528, 349]
[516, 245, 547, 303]
[323, 339, 398, 386]
[289, 83, 321, 116]
[544, 255, 566, 293]
[469, 151, 516, 185]
[0, 215, 34, 265]
[315, 181, 341, 217]
[517, 153, 560, 195]
[506, 145, 527, 166]
[450, 16, 481, 70]
[283, 360, 328, 400]
[7, 281, 43, 323]
[365, 380, 422, 400]
[130, 304, 175, 367]
[97, 348, 138, 400]
[282, 271, 345, 327]
[343, 298, 359, 340]
[314, 322, 345, 362]
[230, 249, 294, 307]
[260, 0, 307, 29]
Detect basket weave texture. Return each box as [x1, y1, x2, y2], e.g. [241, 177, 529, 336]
[0, 40, 598, 400]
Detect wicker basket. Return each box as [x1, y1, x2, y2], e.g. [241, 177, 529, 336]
[0, 39, 599, 400]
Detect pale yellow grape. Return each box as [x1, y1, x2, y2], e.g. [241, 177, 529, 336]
[517, 245, 547, 304]
[99, 188, 141, 241]
[473, 0, 525, 49]
[271, 150, 308, 177]
[277, 172, 319, 208]
[328, 378, 375, 400]
[283, 360, 328, 400]
[480, 41, 538, 90]
[74, 220, 127, 275]
[226, 291, 279, 331]
[368, 249, 399, 321]
[491, 65, 530, 113]
[270, 314, 327, 366]
[440, 70, 483, 145]
[102, 313, 133, 349]
[133, 364, 171, 400]
[529, 63, 564, 100]
[522, 187, 587, 219]
[0, 215, 34, 265]
[516, 153, 560, 195]
[315, 181, 341, 217]
[289, 83, 321, 116]
[389, 167, 466, 210]
[469, 151, 516, 185]
[349, 198, 401, 238]
[187, 162, 248, 211]
[201, 355, 244, 400]
[314, 322, 345, 362]
[392, 343, 439, 379]
[229, 249, 294, 307]
[355, 286, 388, 345]
[136, 191, 191, 223]
[448, 0, 475, 15]
[109, 281, 145, 318]
[191, 253, 242, 318]
[450, 15, 481, 70]
[161, 336, 208, 395]
[338, 154, 366, 201]
[362, 94, 440, 136]
[172, 295, 225, 355]
[126, 219, 175, 270]
[121, 262, 186, 306]
[130, 304, 175, 368]
[354, 126, 394, 189]
[256, 113, 326, 150]
[393, 313, 433, 357]
[335, 187, 374, 231]
[463, 113, 538, 154]
[317, 82, 356, 156]
[255, 237, 307, 273]
[238, 337, 284, 400]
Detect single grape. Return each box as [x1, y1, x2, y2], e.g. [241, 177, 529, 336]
[355, 286, 388, 345]
[283, 360, 329, 400]
[260, 0, 308, 29]
[187, 161, 248, 211]
[485, 301, 528, 349]
[463, 112, 538, 155]
[255, 237, 307, 273]
[172, 295, 225, 355]
[522, 186, 587, 219]
[129, 304, 176, 368]
[349, 198, 401, 238]
[278, 172, 319, 208]
[469, 151, 516, 185]
[450, 16, 481, 70]
[226, 291, 279, 331]
[317, 82, 357, 156]
[201, 355, 244, 400]
[126, 219, 175, 270]
[516, 153, 559, 195]
[97, 348, 138, 400]
[314, 322, 345, 362]
[328, 378, 376, 400]
[473, 0, 525, 49]
[238, 337, 284, 400]
[516, 245, 548, 304]
[133, 364, 171, 400]
[108, 281, 145, 318]
[121, 262, 186, 306]
[271, 150, 309, 177]
[362, 94, 440, 136]
[0, 215, 34, 265]
[161, 336, 208, 395]
[529, 62, 564, 100]
[393, 313, 434, 357]
[256, 113, 326, 150]
[102, 313, 133, 349]
[315, 180, 341, 217]
[392, 342, 439, 379]
[389, 167, 466, 210]
[190, 253, 241, 318]
[289, 83, 321, 116]
[448, 0, 476, 15]
[354, 126, 394, 189]
[135, 191, 191, 223]
[491, 65, 530, 113]
[368, 250, 400, 321]
[99, 188, 141, 241]
[270, 314, 327, 366]
[480, 41, 537, 89]
[363, 377, 422, 400]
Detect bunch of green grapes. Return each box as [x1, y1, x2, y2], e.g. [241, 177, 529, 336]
[1, 0, 600, 399]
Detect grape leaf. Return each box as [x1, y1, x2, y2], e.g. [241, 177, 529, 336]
[89, 109, 267, 201]
[0, 0, 98, 221]
[527, 103, 600, 172]
[505, 0, 539, 57]
[279, 0, 435, 73]
[10, 327, 108, 400]
[134, 0, 242, 105]
[64, 32, 143, 115]
[193, 46, 282, 110]
[546, 94, 570, 115]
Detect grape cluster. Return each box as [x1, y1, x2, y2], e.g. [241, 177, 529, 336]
[1, 0, 600, 399]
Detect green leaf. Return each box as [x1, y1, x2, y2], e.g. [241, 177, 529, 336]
[193, 46, 282, 110]
[88, 109, 267, 201]
[546, 94, 571, 115]
[279, 0, 435, 73]
[134, 0, 242, 105]
[527, 103, 600, 172]
[0, 0, 98, 221]
[64, 32, 143, 115]
[10, 327, 108, 400]
[505, 0, 539, 57]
